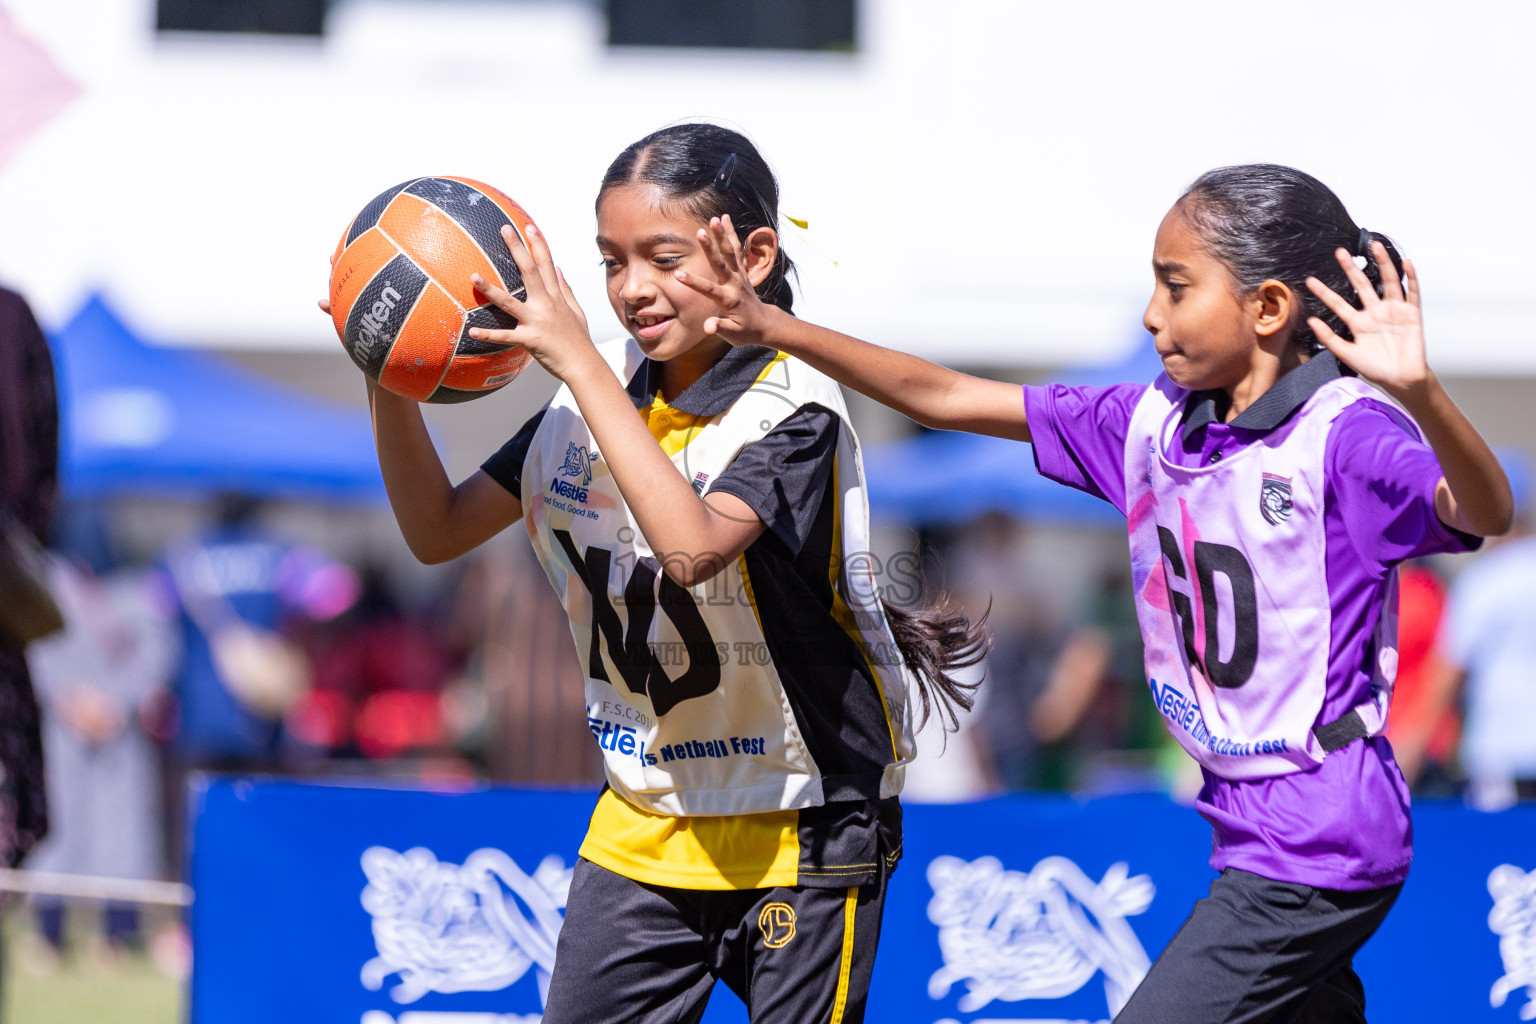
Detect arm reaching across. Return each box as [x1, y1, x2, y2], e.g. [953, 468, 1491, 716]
[1307, 244, 1513, 538]
[677, 216, 1031, 442]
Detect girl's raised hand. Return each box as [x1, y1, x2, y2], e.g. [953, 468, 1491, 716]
[1306, 243, 1429, 396]
[468, 222, 597, 383]
[675, 215, 783, 346]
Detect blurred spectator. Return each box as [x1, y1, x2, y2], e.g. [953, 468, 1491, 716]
[902, 656, 997, 803]
[26, 551, 175, 964]
[163, 492, 357, 770]
[944, 513, 1167, 793]
[445, 533, 601, 785]
[942, 513, 1108, 791]
[940, 513, 1064, 789]
[0, 285, 55, 1005]
[1384, 563, 1458, 795]
[291, 564, 452, 761]
[1437, 451, 1536, 811]
[1053, 567, 1187, 798]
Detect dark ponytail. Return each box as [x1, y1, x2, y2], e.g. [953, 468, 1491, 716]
[1179, 164, 1406, 354]
[598, 123, 798, 313]
[882, 593, 989, 734]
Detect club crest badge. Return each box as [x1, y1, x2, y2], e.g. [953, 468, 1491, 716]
[758, 902, 797, 949]
[1260, 473, 1293, 525]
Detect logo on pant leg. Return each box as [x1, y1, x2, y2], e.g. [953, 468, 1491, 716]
[759, 902, 797, 949]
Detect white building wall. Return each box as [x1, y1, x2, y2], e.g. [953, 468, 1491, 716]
[1, 0, 1532, 371]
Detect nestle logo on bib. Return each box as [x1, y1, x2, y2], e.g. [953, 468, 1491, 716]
[559, 442, 595, 486]
[551, 443, 597, 503]
[1260, 473, 1293, 525]
[550, 477, 589, 503]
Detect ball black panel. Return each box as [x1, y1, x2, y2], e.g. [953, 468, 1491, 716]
[342, 254, 429, 380]
[456, 304, 521, 356]
[346, 179, 419, 248]
[426, 382, 509, 405]
[405, 178, 525, 296]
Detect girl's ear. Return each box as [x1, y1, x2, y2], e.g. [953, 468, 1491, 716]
[740, 226, 780, 288]
[1252, 279, 1295, 340]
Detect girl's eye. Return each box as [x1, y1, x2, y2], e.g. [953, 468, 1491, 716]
[600, 258, 620, 271]
[1167, 282, 1185, 297]
[653, 256, 681, 268]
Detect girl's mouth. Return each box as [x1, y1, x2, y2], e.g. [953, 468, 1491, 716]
[633, 314, 675, 341]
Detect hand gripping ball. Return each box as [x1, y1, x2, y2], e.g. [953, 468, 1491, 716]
[330, 176, 535, 403]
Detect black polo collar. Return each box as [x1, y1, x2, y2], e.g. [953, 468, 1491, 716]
[1180, 351, 1345, 444]
[624, 345, 780, 418]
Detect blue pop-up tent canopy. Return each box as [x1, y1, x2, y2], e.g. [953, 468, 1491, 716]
[50, 295, 385, 501]
[863, 335, 1164, 526]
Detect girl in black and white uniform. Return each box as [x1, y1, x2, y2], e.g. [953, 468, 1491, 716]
[344, 123, 985, 1024]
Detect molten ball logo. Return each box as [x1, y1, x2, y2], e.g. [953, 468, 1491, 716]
[758, 902, 796, 949]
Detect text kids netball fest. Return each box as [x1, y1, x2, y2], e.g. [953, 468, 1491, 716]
[3, 3, 1536, 1023]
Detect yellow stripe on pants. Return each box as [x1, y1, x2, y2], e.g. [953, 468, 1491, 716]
[830, 887, 858, 1024]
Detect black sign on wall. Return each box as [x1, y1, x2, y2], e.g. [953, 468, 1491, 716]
[156, 0, 327, 36]
[606, 0, 856, 51]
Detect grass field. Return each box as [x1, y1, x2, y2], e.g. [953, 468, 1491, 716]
[3, 906, 183, 1024]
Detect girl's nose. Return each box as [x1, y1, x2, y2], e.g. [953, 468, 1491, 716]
[620, 266, 652, 305]
[1142, 296, 1163, 336]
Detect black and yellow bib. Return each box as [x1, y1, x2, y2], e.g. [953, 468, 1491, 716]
[522, 340, 916, 824]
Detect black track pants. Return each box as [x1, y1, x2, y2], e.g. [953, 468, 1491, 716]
[1114, 868, 1400, 1024]
[541, 857, 887, 1024]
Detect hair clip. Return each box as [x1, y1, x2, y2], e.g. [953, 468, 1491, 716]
[713, 153, 738, 193]
[1349, 227, 1373, 269]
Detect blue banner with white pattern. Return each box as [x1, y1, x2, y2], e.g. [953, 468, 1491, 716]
[189, 779, 1536, 1023]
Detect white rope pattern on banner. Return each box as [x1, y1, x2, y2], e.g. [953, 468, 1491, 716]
[925, 854, 1154, 1017]
[0, 867, 193, 906]
[1488, 864, 1536, 1019]
[360, 846, 572, 1006]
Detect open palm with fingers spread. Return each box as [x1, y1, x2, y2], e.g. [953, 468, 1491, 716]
[467, 222, 598, 384]
[674, 214, 785, 348]
[1305, 242, 1429, 396]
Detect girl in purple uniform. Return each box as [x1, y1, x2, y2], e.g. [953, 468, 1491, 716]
[673, 164, 1512, 1022]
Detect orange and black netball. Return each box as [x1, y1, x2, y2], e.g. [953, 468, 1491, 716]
[329, 176, 535, 403]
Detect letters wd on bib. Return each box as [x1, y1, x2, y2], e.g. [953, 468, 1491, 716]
[191, 778, 1536, 1023]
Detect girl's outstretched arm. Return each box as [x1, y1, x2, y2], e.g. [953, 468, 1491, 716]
[1307, 244, 1513, 537]
[677, 216, 1031, 442]
[317, 299, 524, 564]
[466, 225, 769, 588]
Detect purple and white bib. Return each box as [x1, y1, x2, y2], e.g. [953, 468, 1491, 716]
[1124, 374, 1401, 780]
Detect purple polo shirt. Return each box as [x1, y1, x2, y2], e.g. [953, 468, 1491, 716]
[1024, 359, 1477, 890]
